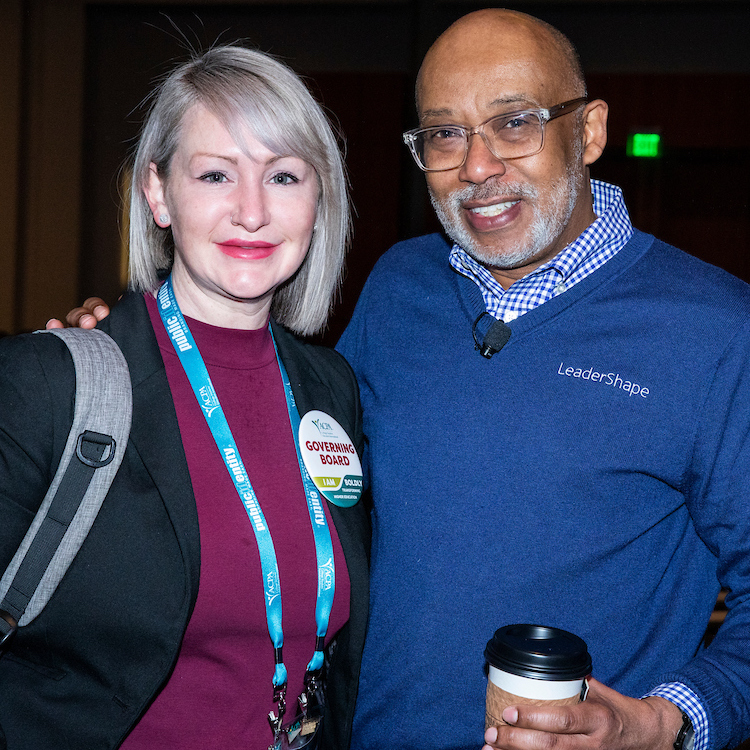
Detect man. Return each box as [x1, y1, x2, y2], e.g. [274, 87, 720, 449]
[57, 9, 750, 750]
[336, 8, 750, 750]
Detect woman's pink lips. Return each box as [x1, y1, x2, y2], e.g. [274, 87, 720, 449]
[216, 240, 280, 259]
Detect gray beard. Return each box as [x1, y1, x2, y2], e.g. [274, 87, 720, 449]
[429, 166, 582, 271]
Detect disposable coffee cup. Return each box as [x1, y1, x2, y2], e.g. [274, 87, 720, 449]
[484, 624, 592, 729]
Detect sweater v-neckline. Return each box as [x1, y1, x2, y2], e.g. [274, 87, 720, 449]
[454, 230, 656, 342]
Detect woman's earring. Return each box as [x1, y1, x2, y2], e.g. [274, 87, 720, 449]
[159, 214, 169, 225]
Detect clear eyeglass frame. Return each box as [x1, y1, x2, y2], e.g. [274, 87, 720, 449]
[402, 97, 588, 172]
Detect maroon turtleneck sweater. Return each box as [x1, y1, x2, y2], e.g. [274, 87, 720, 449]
[121, 294, 350, 749]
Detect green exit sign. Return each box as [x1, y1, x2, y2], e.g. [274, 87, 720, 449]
[627, 133, 662, 158]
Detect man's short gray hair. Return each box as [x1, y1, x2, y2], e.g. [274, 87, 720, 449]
[129, 45, 350, 336]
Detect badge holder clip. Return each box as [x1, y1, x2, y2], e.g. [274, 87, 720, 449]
[268, 682, 287, 738]
[268, 670, 325, 750]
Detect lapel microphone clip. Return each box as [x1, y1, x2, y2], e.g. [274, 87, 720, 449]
[472, 312, 512, 359]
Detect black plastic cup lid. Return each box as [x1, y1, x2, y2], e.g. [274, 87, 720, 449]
[485, 624, 592, 681]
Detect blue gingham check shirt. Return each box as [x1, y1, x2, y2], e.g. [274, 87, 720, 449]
[449, 179, 632, 321]
[450, 179, 708, 749]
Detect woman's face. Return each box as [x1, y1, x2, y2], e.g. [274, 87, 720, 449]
[145, 104, 319, 329]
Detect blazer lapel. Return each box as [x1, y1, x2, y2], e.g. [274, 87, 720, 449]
[101, 294, 201, 602]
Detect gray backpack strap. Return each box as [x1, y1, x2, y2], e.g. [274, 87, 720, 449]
[0, 328, 132, 646]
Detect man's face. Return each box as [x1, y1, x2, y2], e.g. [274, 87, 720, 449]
[418, 29, 592, 284]
[428, 154, 583, 272]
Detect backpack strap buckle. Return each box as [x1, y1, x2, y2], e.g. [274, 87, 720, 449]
[76, 430, 116, 468]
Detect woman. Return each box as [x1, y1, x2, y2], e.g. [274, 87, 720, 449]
[0, 47, 369, 750]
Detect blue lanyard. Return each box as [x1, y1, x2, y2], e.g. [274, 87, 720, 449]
[157, 278, 335, 691]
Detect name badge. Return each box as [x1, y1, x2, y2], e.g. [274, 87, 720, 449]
[299, 411, 363, 508]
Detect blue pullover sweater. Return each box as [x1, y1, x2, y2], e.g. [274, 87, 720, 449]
[337, 229, 750, 750]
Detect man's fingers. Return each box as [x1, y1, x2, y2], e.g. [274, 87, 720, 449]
[66, 298, 110, 325]
[483, 679, 685, 750]
[86, 298, 110, 320]
[65, 298, 106, 326]
[509, 703, 591, 735]
[63, 308, 98, 329]
[484, 705, 591, 750]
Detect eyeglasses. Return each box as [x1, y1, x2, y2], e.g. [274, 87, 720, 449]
[402, 98, 588, 172]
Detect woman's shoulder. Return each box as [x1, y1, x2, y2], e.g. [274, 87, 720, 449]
[0, 332, 77, 536]
[0, 331, 77, 448]
[270, 321, 356, 387]
[0, 330, 76, 390]
[270, 321, 363, 450]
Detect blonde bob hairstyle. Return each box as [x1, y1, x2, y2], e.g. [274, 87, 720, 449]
[129, 46, 350, 336]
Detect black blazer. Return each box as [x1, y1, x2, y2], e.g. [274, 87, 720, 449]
[0, 293, 370, 750]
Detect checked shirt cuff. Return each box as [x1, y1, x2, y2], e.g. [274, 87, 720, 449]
[643, 682, 708, 750]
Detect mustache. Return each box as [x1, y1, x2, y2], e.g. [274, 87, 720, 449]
[444, 179, 539, 206]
